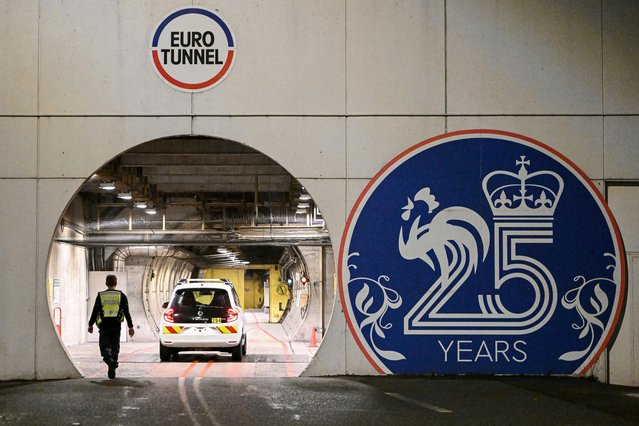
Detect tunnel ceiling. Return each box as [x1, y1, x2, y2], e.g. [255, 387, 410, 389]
[59, 136, 330, 268]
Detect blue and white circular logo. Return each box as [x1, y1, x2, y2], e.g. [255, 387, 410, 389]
[339, 130, 626, 375]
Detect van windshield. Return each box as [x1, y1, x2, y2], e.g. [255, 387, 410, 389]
[169, 288, 232, 323]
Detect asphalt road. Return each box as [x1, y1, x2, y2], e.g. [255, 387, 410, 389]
[1, 375, 638, 425]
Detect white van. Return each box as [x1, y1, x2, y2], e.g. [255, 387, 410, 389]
[159, 278, 246, 361]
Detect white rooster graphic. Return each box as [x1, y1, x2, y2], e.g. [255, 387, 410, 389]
[399, 187, 490, 325]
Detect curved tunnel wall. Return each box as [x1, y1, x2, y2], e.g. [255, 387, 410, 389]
[142, 255, 194, 336]
[121, 250, 195, 340]
[1, 2, 639, 383]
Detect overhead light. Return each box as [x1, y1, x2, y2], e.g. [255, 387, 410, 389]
[145, 207, 157, 215]
[240, 261, 249, 265]
[295, 209, 306, 214]
[297, 202, 310, 209]
[299, 193, 311, 201]
[117, 191, 132, 200]
[134, 201, 147, 209]
[99, 181, 116, 191]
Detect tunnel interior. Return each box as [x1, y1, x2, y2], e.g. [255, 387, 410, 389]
[46, 136, 335, 376]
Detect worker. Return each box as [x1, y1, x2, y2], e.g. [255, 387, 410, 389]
[88, 274, 134, 379]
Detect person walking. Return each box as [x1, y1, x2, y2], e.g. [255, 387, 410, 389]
[88, 274, 134, 379]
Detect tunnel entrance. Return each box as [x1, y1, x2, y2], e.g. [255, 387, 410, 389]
[47, 136, 335, 378]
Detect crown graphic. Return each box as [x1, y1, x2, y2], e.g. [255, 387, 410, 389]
[482, 156, 563, 217]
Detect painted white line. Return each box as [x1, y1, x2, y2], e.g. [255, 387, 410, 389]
[385, 392, 453, 414]
[178, 377, 201, 426]
[194, 377, 222, 426]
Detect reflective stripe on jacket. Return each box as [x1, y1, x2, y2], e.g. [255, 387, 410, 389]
[100, 290, 122, 318]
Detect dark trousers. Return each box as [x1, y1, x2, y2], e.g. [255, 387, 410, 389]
[99, 328, 121, 365]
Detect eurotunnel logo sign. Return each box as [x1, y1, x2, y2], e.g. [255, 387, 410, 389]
[150, 7, 235, 92]
[339, 130, 626, 375]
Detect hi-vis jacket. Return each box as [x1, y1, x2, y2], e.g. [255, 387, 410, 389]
[89, 289, 133, 331]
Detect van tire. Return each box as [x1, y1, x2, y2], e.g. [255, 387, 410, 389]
[242, 334, 247, 355]
[159, 343, 173, 361]
[231, 343, 243, 361]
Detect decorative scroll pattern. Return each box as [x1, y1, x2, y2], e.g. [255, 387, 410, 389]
[348, 253, 404, 361]
[559, 253, 617, 362]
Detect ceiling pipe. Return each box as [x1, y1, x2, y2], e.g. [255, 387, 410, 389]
[254, 175, 259, 219]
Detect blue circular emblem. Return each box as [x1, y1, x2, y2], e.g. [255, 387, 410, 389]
[339, 130, 626, 375]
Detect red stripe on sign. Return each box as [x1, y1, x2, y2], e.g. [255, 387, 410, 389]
[189, 50, 235, 89]
[152, 49, 234, 91]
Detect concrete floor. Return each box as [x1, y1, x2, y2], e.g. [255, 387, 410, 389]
[38, 312, 639, 424]
[67, 309, 317, 378]
[2, 376, 638, 425]
[7, 312, 639, 424]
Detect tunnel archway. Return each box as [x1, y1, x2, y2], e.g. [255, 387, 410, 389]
[46, 135, 335, 378]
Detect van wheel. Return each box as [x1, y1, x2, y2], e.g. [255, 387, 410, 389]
[159, 343, 173, 361]
[231, 343, 243, 361]
[242, 334, 247, 356]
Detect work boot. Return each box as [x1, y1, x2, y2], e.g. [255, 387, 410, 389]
[107, 365, 116, 379]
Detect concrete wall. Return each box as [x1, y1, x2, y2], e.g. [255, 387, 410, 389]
[0, 1, 638, 381]
[125, 265, 158, 341]
[46, 197, 89, 348]
[143, 256, 194, 335]
[281, 247, 323, 342]
[609, 187, 639, 385]
[322, 246, 336, 334]
[47, 243, 88, 347]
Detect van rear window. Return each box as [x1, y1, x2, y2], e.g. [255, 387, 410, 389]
[169, 289, 232, 323]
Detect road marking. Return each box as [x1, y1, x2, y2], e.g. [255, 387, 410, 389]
[85, 343, 157, 378]
[250, 313, 295, 377]
[178, 377, 201, 426]
[118, 343, 158, 362]
[385, 392, 453, 414]
[194, 376, 222, 426]
[198, 360, 214, 378]
[180, 361, 199, 377]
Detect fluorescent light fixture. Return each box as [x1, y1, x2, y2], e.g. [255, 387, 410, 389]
[297, 202, 310, 209]
[299, 193, 311, 201]
[99, 181, 116, 191]
[295, 209, 306, 214]
[117, 191, 132, 200]
[134, 201, 147, 209]
[145, 207, 157, 215]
